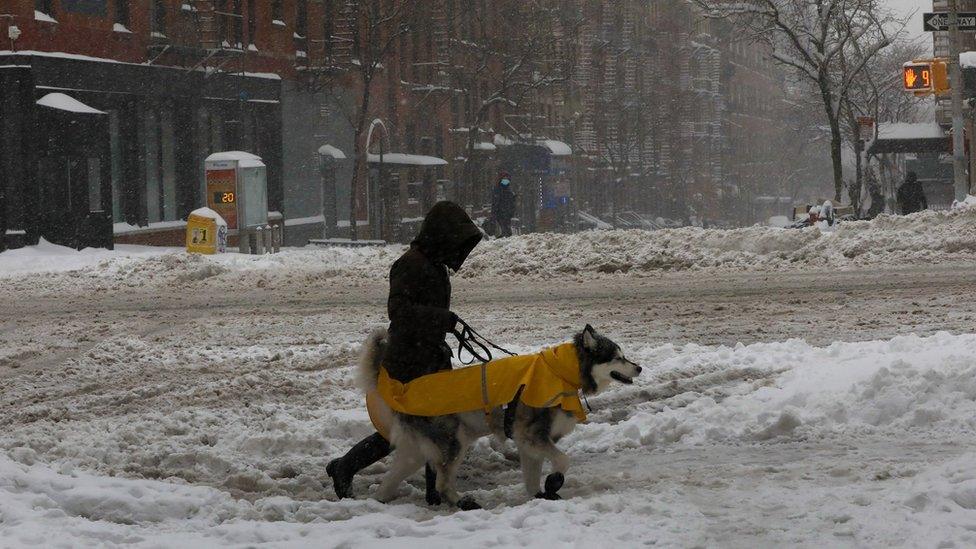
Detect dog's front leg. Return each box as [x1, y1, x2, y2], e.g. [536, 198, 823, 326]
[518, 450, 544, 497]
[522, 442, 569, 500]
[433, 444, 481, 511]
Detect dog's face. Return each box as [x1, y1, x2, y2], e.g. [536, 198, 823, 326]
[578, 325, 641, 393]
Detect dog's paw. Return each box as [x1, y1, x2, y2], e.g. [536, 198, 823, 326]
[425, 490, 442, 506]
[457, 496, 482, 511]
[544, 472, 564, 495]
[535, 491, 562, 501]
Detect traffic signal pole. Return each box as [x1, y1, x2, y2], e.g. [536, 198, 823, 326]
[949, 1, 970, 201]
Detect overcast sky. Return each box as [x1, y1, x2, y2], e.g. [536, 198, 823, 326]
[891, 0, 930, 53]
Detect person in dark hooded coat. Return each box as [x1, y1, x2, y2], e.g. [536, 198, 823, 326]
[490, 173, 517, 237]
[327, 201, 483, 501]
[897, 171, 928, 215]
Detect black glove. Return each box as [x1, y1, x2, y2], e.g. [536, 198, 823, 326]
[448, 311, 461, 334]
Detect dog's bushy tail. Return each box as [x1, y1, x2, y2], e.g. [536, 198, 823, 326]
[356, 328, 388, 393]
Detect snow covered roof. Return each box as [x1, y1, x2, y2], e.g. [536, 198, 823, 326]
[36, 93, 105, 115]
[366, 153, 448, 166]
[474, 142, 497, 152]
[961, 51, 976, 69]
[317, 144, 347, 160]
[493, 134, 516, 147]
[188, 207, 228, 226]
[539, 139, 572, 156]
[205, 151, 265, 168]
[877, 122, 945, 140]
[868, 122, 948, 156]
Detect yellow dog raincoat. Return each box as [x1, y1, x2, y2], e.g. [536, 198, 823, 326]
[367, 343, 585, 439]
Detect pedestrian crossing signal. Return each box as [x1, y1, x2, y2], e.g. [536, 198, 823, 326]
[903, 60, 948, 96]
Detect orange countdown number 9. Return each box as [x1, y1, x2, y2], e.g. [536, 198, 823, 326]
[922, 70, 931, 88]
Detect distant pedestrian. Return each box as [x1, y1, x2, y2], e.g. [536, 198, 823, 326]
[490, 172, 517, 237]
[896, 171, 927, 215]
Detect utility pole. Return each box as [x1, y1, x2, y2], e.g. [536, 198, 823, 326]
[949, 0, 970, 202]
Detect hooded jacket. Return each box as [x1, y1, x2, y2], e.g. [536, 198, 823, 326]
[897, 174, 927, 215]
[371, 343, 586, 434]
[491, 180, 517, 220]
[382, 201, 483, 383]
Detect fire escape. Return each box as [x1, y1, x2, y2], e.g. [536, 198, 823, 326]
[575, 16, 597, 155]
[299, 0, 356, 89]
[146, 1, 246, 77]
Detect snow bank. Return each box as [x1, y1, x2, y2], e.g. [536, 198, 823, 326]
[569, 332, 976, 454]
[462, 205, 976, 277]
[4, 205, 976, 293]
[0, 239, 175, 278]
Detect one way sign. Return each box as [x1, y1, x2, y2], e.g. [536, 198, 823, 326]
[924, 12, 976, 32]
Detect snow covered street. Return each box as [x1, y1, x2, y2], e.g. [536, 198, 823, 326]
[4, 215, 976, 547]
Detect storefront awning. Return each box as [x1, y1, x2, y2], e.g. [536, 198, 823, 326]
[317, 144, 347, 160]
[367, 153, 448, 166]
[36, 92, 105, 115]
[867, 122, 948, 156]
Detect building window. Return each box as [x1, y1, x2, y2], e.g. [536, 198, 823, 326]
[115, 0, 130, 27]
[271, 0, 284, 21]
[152, 0, 166, 35]
[323, 0, 335, 58]
[296, 0, 308, 38]
[233, 0, 244, 46]
[247, 0, 256, 46]
[35, 0, 54, 16]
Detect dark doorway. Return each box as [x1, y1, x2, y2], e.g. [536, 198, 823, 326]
[34, 96, 113, 249]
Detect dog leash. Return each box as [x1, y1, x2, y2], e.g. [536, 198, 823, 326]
[452, 317, 517, 365]
[451, 317, 523, 437]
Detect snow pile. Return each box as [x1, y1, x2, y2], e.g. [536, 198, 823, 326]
[953, 195, 976, 210]
[462, 206, 976, 277]
[0, 239, 175, 278]
[4, 205, 976, 293]
[568, 332, 976, 454]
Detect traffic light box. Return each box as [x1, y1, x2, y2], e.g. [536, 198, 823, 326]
[903, 60, 949, 96]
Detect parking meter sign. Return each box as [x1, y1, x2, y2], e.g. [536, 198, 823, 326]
[206, 168, 238, 229]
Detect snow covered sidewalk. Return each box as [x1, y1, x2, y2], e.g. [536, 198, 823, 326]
[3, 332, 976, 547]
[4, 204, 976, 295]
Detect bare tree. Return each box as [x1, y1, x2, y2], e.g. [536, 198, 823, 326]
[437, 0, 578, 207]
[326, 0, 418, 240]
[693, 0, 903, 202]
[842, 38, 928, 212]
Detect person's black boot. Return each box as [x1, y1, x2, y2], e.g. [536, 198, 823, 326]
[425, 464, 441, 505]
[326, 458, 353, 499]
[327, 432, 391, 499]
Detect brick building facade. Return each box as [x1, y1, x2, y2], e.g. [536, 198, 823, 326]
[0, 0, 801, 251]
[0, 0, 290, 249]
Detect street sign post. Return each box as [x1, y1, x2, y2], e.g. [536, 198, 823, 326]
[924, 12, 976, 32]
[857, 116, 875, 141]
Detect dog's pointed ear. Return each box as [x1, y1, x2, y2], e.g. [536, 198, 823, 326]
[582, 324, 597, 350]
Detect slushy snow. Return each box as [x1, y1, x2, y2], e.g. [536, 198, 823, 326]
[4, 207, 976, 546]
[3, 332, 976, 546]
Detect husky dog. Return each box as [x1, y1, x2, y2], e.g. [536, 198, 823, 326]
[357, 325, 641, 510]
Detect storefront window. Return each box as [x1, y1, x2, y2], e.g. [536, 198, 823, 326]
[109, 111, 123, 222]
[87, 158, 102, 212]
[160, 109, 177, 221]
[145, 110, 161, 223]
